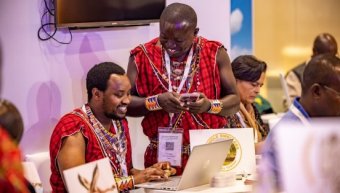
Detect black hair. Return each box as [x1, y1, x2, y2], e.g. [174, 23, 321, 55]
[313, 33, 338, 56]
[160, 3, 197, 29]
[231, 55, 267, 82]
[302, 54, 340, 95]
[86, 62, 125, 101]
[0, 99, 24, 143]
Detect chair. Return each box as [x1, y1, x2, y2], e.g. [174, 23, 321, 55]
[279, 73, 292, 107]
[22, 161, 43, 193]
[25, 152, 52, 193]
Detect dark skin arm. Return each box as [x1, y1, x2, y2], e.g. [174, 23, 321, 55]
[57, 132, 175, 185]
[126, 47, 239, 117]
[184, 47, 240, 116]
[126, 56, 186, 117]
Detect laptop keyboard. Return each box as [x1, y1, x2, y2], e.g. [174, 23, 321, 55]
[161, 178, 180, 188]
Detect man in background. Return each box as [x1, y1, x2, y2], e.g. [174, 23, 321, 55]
[284, 33, 338, 108]
[260, 53, 340, 192]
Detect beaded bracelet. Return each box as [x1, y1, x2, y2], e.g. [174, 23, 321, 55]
[208, 99, 223, 114]
[115, 175, 135, 191]
[145, 95, 162, 111]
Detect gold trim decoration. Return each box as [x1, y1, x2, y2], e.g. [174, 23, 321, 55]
[206, 133, 242, 171]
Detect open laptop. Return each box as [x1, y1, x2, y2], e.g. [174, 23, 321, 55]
[135, 139, 233, 191]
[190, 128, 256, 175]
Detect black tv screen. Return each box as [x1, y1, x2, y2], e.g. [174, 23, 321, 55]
[55, 0, 166, 28]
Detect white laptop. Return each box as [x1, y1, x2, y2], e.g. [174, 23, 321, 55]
[190, 128, 256, 175]
[135, 140, 233, 191]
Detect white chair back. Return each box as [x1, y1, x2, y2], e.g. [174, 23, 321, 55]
[22, 161, 43, 193]
[25, 152, 51, 193]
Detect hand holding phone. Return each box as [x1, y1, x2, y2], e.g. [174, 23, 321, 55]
[179, 92, 200, 103]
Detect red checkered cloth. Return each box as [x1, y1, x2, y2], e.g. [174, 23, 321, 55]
[49, 108, 132, 193]
[0, 128, 29, 193]
[130, 37, 228, 174]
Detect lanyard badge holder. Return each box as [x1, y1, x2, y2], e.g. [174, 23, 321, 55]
[157, 127, 184, 166]
[157, 46, 193, 166]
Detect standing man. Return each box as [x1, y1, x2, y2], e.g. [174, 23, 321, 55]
[50, 62, 175, 193]
[284, 33, 338, 107]
[127, 3, 239, 174]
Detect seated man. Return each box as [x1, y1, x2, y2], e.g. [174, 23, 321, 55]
[259, 53, 340, 192]
[284, 33, 338, 108]
[49, 62, 175, 193]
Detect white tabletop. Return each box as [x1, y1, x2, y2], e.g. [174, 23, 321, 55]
[143, 179, 252, 193]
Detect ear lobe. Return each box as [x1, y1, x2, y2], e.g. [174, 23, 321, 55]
[310, 83, 322, 98]
[92, 88, 102, 100]
[194, 28, 199, 36]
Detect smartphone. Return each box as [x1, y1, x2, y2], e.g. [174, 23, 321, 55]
[179, 92, 200, 103]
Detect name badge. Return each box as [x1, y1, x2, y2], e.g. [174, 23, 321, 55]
[157, 127, 183, 166]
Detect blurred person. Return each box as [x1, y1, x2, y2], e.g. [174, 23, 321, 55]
[227, 55, 269, 153]
[284, 33, 338, 108]
[254, 95, 274, 115]
[49, 62, 175, 193]
[259, 54, 340, 192]
[0, 99, 34, 193]
[127, 2, 239, 174]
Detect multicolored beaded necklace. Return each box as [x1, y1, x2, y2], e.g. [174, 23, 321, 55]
[83, 105, 128, 176]
[139, 37, 211, 129]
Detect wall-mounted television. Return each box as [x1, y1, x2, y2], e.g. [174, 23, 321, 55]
[55, 0, 166, 29]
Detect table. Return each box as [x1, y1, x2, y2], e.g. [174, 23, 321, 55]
[143, 179, 252, 193]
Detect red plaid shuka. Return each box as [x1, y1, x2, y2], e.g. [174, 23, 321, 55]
[130, 36, 228, 174]
[0, 128, 29, 193]
[49, 108, 133, 193]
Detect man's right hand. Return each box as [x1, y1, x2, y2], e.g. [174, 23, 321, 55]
[132, 167, 166, 184]
[157, 92, 186, 113]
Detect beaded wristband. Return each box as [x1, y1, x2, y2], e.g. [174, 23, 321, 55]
[145, 95, 162, 111]
[208, 99, 223, 114]
[115, 175, 135, 191]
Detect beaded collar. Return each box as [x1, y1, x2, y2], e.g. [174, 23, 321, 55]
[139, 37, 211, 129]
[139, 37, 202, 93]
[82, 104, 128, 176]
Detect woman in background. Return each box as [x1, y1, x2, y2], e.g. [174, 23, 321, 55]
[0, 99, 35, 193]
[227, 55, 269, 153]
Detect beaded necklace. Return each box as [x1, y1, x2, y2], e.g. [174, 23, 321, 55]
[140, 37, 211, 129]
[139, 37, 202, 93]
[83, 105, 128, 176]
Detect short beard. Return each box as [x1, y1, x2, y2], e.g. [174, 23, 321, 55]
[104, 112, 122, 120]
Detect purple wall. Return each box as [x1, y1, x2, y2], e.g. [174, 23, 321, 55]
[0, 0, 230, 169]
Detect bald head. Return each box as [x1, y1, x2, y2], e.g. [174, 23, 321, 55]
[160, 3, 197, 30]
[312, 33, 338, 56]
[302, 54, 340, 95]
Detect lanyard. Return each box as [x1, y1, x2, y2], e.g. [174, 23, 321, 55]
[164, 47, 193, 94]
[164, 47, 193, 127]
[236, 112, 259, 143]
[289, 103, 311, 127]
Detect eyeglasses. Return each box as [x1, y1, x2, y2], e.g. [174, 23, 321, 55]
[321, 84, 340, 98]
